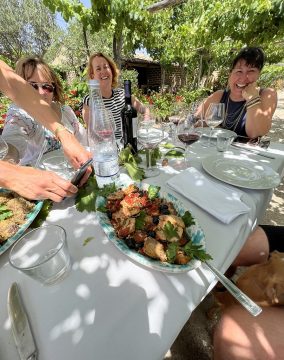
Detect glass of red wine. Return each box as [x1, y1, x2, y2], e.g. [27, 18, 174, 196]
[177, 115, 201, 166]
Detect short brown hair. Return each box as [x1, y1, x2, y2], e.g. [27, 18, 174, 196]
[87, 52, 119, 88]
[15, 56, 64, 104]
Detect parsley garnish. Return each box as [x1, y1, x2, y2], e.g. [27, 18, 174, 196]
[182, 211, 195, 227]
[0, 204, 13, 221]
[183, 242, 212, 262]
[163, 221, 179, 241]
[166, 242, 179, 263]
[135, 210, 147, 230]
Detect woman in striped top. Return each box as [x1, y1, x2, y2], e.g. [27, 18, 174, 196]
[82, 52, 146, 141]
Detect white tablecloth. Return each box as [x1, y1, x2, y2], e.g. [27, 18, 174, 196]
[0, 142, 284, 360]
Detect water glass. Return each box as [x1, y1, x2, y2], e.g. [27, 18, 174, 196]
[9, 225, 72, 286]
[42, 154, 75, 180]
[216, 133, 234, 152]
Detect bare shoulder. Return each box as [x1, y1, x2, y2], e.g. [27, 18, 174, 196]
[261, 87, 277, 102]
[205, 90, 224, 103]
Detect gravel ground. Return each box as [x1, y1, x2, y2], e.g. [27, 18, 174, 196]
[163, 89, 284, 360]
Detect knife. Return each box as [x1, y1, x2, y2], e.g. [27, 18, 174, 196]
[231, 143, 275, 159]
[7, 283, 38, 360]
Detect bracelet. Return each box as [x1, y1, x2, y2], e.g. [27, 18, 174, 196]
[246, 99, 261, 110]
[246, 96, 261, 108]
[54, 124, 72, 140]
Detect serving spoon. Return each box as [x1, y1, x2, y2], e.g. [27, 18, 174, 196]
[204, 261, 262, 317]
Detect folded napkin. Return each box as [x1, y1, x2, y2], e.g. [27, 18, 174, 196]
[167, 167, 250, 224]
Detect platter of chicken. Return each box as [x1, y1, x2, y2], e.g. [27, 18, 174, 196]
[96, 183, 210, 273]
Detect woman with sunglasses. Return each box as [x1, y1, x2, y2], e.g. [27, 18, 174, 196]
[0, 59, 92, 201]
[2, 56, 87, 165]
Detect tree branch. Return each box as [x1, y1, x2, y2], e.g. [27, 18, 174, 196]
[147, 0, 186, 13]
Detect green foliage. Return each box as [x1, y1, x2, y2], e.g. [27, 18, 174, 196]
[119, 69, 139, 91]
[259, 64, 284, 90]
[119, 146, 145, 180]
[75, 176, 118, 213]
[0, 0, 57, 62]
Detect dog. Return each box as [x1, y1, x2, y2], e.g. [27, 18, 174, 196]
[208, 251, 284, 319]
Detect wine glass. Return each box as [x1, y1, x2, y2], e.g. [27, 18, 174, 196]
[137, 117, 164, 177]
[177, 115, 201, 165]
[0, 137, 8, 160]
[204, 103, 225, 146]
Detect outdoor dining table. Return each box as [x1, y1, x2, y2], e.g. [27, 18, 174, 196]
[0, 140, 284, 360]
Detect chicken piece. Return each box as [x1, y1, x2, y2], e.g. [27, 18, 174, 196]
[112, 208, 128, 225]
[175, 251, 191, 265]
[120, 192, 148, 217]
[143, 237, 167, 262]
[156, 226, 184, 242]
[123, 184, 139, 195]
[155, 214, 185, 242]
[117, 218, 136, 238]
[158, 215, 185, 229]
[107, 190, 125, 201]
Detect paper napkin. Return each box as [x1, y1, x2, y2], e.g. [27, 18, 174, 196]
[167, 167, 250, 224]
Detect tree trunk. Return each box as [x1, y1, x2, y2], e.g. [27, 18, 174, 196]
[82, 25, 90, 57]
[113, 31, 123, 70]
[198, 54, 203, 87]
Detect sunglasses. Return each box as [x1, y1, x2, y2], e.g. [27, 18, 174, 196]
[29, 82, 55, 93]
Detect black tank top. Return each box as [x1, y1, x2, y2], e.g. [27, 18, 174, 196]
[220, 90, 247, 137]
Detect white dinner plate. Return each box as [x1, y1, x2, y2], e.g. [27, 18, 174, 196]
[200, 128, 237, 139]
[96, 183, 206, 273]
[202, 154, 281, 190]
[0, 190, 43, 255]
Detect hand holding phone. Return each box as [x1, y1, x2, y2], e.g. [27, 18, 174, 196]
[71, 158, 93, 186]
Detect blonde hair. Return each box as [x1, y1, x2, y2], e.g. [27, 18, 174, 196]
[15, 56, 64, 104]
[87, 52, 119, 88]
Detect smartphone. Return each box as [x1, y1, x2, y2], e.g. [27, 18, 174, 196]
[71, 158, 93, 186]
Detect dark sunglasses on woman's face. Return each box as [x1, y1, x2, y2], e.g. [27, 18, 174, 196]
[28, 82, 55, 93]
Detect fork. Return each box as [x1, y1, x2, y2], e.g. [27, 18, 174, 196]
[204, 261, 262, 317]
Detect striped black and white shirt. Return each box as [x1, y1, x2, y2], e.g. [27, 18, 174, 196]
[82, 88, 125, 140]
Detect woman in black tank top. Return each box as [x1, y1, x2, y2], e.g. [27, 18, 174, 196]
[198, 47, 277, 141]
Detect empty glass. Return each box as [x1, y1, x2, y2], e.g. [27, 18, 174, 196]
[9, 225, 72, 286]
[216, 133, 234, 152]
[137, 116, 164, 177]
[42, 154, 75, 179]
[204, 103, 225, 146]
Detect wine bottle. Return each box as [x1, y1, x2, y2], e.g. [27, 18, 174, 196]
[121, 80, 138, 152]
